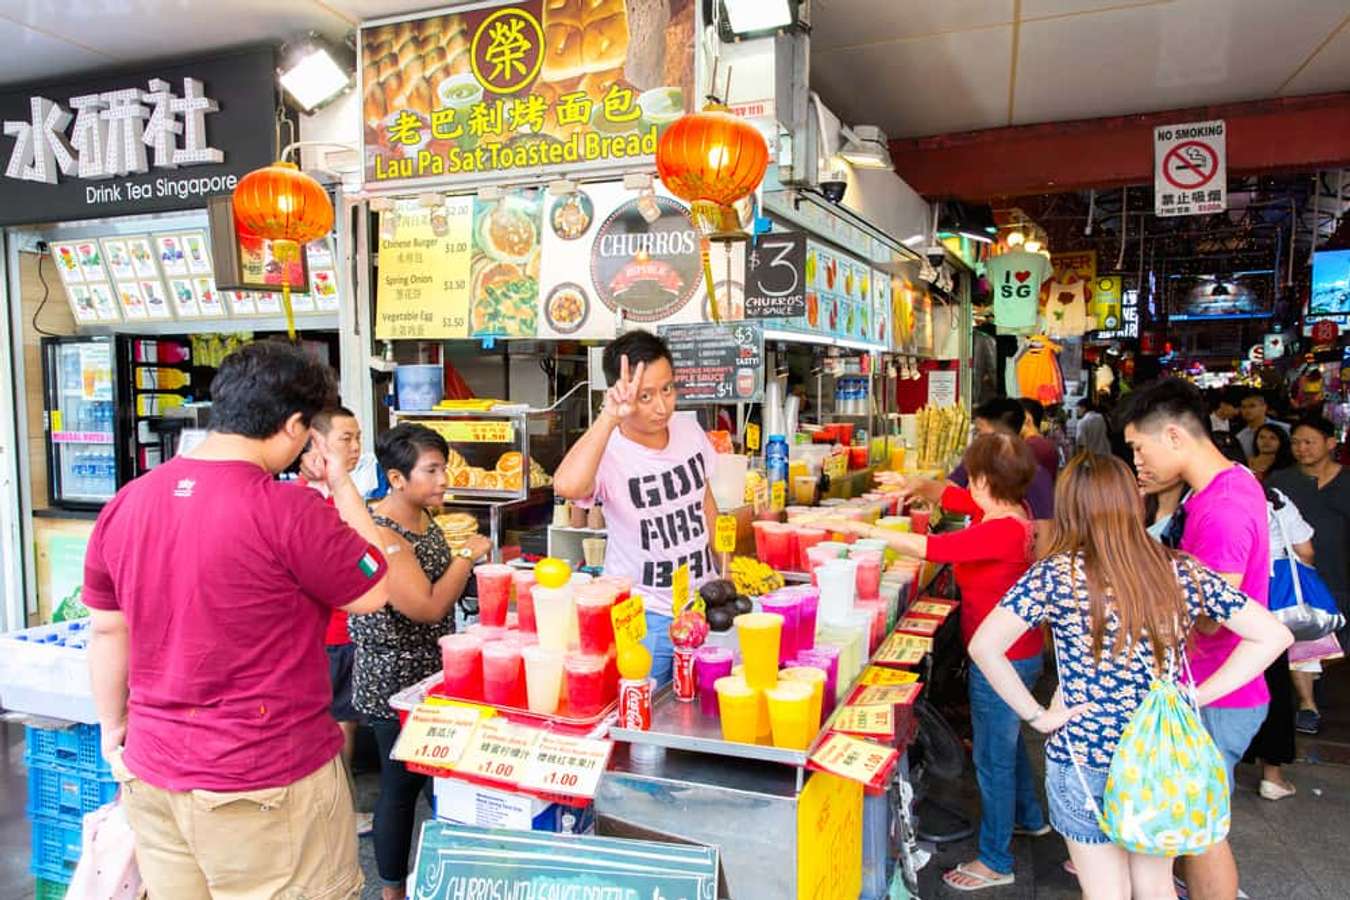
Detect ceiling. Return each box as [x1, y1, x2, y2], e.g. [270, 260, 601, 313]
[811, 0, 1350, 139]
[0, 0, 1346, 142]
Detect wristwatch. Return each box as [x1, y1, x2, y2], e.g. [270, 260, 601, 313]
[453, 547, 476, 560]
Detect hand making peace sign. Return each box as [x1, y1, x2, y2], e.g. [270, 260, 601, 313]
[603, 354, 645, 420]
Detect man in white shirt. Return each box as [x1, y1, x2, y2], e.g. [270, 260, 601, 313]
[1235, 388, 1289, 458]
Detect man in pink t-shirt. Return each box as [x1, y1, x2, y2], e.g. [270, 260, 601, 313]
[85, 342, 396, 899]
[555, 330, 717, 684]
[1122, 378, 1271, 900]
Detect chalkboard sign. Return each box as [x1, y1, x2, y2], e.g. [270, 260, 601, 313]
[409, 823, 719, 900]
[745, 231, 807, 318]
[658, 321, 764, 404]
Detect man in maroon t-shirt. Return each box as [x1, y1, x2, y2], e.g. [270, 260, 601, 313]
[86, 342, 400, 899]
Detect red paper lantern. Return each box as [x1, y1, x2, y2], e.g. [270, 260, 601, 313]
[656, 103, 769, 241]
[232, 160, 333, 337]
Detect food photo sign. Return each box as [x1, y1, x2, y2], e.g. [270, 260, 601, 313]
[359, 0, 696, 187]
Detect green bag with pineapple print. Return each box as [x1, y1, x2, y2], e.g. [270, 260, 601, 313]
[1072, 678, 1230, 857]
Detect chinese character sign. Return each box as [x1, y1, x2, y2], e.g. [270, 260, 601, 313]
[359, 1, 695, 185]
[1154, 120, 1226, 217]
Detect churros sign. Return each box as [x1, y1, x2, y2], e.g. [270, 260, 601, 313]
[359, 0, 696, 186]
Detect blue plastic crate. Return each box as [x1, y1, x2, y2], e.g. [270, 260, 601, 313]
[30, 814, 82, 884]
[25, 725, 110, 777]
[26, 765, 118, 821]
[35, 877, 68, 900]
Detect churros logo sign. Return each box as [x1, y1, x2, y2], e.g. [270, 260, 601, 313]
[360, 0, 695, 185]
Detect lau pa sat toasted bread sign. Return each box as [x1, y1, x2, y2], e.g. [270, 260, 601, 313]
[360, 0, 696, 186]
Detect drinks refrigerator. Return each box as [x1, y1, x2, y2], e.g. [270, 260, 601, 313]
[41, 335, 126, 509]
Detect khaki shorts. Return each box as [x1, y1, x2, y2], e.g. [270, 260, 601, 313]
[110, 748, 362, 900]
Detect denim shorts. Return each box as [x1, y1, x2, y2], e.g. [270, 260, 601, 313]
[1045, 758, 1111, 845]
[1199, 703, 1268, 789]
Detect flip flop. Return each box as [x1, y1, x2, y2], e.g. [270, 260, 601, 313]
[1014, 823, 1053, 837]
[943, 863, 1015, 892]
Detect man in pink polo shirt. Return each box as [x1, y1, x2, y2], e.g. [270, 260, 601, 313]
[1122, 378, 1270, 900]
[85, 342, 399, 899]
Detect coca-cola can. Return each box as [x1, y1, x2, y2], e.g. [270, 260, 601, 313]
[618, 678, 653, 730]
[672, 647, 697, 702]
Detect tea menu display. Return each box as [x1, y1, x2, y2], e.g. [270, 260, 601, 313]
[49, 232, 340, 327]
[658, 321, 765, 404]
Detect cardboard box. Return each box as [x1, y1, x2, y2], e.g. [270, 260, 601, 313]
[433, 778, 594, 835]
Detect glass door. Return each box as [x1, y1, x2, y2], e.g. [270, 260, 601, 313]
[45, 337, 118, 506]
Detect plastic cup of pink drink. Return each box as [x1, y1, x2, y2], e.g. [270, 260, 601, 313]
[695, 645, 735, 716]
[759, 592, 803, 664]
[851, 550, 883, 600]
[439, 633, 484, 701]
[512, 571, 538, 633]
[574, 583, 618, 656]
[481, 640, 526, 707]
[475, 564, 514, 627]
[751, 521, 772, 562]
[563, 653, 608, 718]
[793, 586, 820, 652]
[797, 646, 840, 713]
[796, 528, 827, 570]
[762, 523, 792, 570]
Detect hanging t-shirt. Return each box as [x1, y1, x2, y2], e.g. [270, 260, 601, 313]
[988, 250, 1052, 334]
[1043, 280, 1088, 337]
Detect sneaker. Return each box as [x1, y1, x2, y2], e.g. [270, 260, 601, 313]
[356, 811, 374, 837]
[1259, 779, 1296, 801]
[1296, 708, 1321, 734]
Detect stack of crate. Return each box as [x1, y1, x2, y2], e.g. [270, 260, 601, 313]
[25, 724, 118, 899]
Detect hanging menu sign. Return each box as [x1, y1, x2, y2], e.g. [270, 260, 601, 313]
[745, 231, 806, 318]
[658, 321, 764, 404]
[375, 197, 473, 339]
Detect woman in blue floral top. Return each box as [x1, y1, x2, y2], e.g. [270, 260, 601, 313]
[968, 453, 1290, 897]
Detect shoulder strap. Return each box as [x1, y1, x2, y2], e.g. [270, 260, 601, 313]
[372, 513, 419, 543]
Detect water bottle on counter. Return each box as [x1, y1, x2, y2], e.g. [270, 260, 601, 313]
[766, 434, 789, 509]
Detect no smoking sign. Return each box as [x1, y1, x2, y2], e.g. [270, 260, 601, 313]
[1154, 119, 1226, 217]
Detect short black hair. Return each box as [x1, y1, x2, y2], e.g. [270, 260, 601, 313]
[311, 405, 357, 434]
[1020, 398, 1045, 429]
[1292, 414, 1337, 439]
[1115, 377, 1209, 438]
[603, 329, 672, 384]
[974, 397, 1028, 435]
[1239, 387, 1268, 404]
[375, 423, 449, 478]
[209, 341, 337, 439]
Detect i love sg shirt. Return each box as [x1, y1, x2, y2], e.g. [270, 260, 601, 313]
[988, 250, 1052, 334]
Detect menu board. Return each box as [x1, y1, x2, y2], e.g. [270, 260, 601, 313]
[374, 196, 474, 339]
[359, 1, 696, 187]
[658, 321, 764, 404]
[744, 231, 806, 319]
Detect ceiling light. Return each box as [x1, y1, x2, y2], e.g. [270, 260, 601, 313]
[278, 33, 353, 114]
[837, 125, 892, 170]
[938, 201, 997, 244]
[1024, 239, 1042, 253]
[1006, 230, 1025, 247]
[722, 0, 796, 36]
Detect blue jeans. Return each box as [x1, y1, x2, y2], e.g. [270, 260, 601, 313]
[969, 655, 1046, 874]
[642, 610, 675, 687]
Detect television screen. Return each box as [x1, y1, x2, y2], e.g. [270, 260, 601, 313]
[1310, 249, 1350, 316]
[1167, 270, 1273, 321]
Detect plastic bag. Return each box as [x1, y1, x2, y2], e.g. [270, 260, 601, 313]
[1096, 680, 1230, 857]
[66, 801, 143, 900]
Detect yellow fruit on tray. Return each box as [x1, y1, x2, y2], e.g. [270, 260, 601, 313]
[534, 557, 572, 589]
[729, 556, 785, 596]
[616, 640, 653, 681]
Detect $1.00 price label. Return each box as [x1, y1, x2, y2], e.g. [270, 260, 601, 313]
[456, 719, 540, 786]
[908, 599, 957, 619]
[518, 733, 613, 800]
[896, 615, 941, 637]
[832, 704, 895, 738]
[874, 634, 931, 667]
[809, 732, 898, 791]
[390, 703, 483, 769]
[859, 666, 920, 686]
[714, 515, 738, 553]
[853, 683, 922, 707]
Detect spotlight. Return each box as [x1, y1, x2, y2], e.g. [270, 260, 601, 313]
[278, 33, 354, 114]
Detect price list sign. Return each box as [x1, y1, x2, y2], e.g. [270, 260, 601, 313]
[873, 633, 931, 668]
[375, 197, 473, 339]
[859, 666, 919, 686]
[832, 704, 895, 739]
[745, 231, 807, 318]
[658, 321, 764, 404]
[809, 732, 898, 791]
[519, 733, 613, 799]
[391, 704, 484, 770]
[852, 683, 922, 707]
[456, 719, 541, 786]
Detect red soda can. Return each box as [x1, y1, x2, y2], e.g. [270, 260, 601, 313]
[619, 677, 653, 730]
[672, 647, 697, 702]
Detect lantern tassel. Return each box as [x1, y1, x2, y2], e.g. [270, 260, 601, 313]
[282, 282, 296, 341]
[701, 238, 719, 323]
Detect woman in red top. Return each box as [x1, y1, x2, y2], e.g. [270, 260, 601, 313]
[828, 433, 1044, 892]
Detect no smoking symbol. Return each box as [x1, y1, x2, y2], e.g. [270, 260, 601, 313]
[1163, 141, 1218, 190]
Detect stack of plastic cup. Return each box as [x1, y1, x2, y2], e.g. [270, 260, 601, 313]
[481, 640, 526, 707]
[532, 585, 576, 653]
[796, 528, 828, 570]
[694, 645, 735, 717]
[439, 633, 484, 700]
[759, 593, 802, 664]
[852, 550, 883, 601]
[563, 653, 608, 717]
[735, 612, 784, 690]
[512, 571, 538, 634]
[474, 564, 515, 627]
[520, 645, 564, 714]
[816, 558, 858, 625]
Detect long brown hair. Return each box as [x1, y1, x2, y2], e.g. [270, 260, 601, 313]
[1047, 453, 1191, 668]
